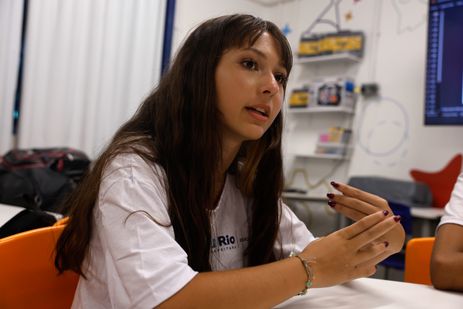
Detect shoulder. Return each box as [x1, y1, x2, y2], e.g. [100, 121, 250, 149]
[100, 152, 166, 196]
[439, 173, 463, 227]
[97, 152, 170, 223]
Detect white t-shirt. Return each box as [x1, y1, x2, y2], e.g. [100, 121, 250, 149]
[71, 153, 314, 309]
[438, 172, 463, 229]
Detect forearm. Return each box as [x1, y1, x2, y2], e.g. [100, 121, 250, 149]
[157, 256, 306, 309]
[431, 252, 463, 291]
[431, 224, 463, 291]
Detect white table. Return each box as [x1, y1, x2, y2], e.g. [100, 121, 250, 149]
[0, 204, 24, 226]
[275, 278, 463, 308]
[0, 203, 62, 228]
[410, 207, 445, 236]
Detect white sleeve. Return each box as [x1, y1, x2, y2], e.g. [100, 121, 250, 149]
[438, 173, 463, 229]
[95, 155, 197, 308]
[274, 202, 315, 259]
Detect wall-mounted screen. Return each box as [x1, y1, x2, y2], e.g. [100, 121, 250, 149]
[425, 0, 463, 125]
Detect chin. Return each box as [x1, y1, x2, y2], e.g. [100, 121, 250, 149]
[242, 127, 267, 141]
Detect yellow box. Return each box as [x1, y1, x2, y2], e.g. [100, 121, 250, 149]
[289, 89, 310, 107]
[298, 37, 321, 57]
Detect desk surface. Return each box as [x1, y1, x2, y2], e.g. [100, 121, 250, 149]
[0, 204, 62, 227]
[0, 204, 24, 226]
[275, 278, 462, 308]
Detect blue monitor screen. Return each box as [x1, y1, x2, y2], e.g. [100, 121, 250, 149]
[425, 0, 463, 125]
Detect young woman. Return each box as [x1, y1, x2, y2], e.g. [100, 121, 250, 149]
[55, 14, 405, 308]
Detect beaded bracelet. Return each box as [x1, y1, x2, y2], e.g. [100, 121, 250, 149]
[294, 255, 314, 295]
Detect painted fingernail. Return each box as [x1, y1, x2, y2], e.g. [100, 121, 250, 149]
[327, 193, 335, 199]
[394, 215, 401, 222]
[330, 181, 339, 188]
[383, 210, 389, 216]
[328, 200, 336, 207]
[384, 241, 389, 248]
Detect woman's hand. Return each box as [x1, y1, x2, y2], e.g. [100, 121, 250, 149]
[327, 181, 406, 254]
[299, 210, 402, 288]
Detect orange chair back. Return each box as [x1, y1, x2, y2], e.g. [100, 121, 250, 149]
[53, 216, 70, 226]
[0, 225, 79, 309]
[404, 237, 435, 285]
[410, 154, 462, 208]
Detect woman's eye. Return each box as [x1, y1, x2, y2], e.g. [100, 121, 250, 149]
[274, 73, 288, 85]
[242, 59, 257, 70]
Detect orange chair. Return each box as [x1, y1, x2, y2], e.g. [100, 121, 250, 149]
[53, 216, 70, 226]
[0, 225, 79, 309]
[404, 237, 435, 285]
[410, 154, 462, 208]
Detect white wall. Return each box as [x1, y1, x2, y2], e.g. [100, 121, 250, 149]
[172, 0, 463, 183]
[270, 0, 463, 181]
[172, 0, 271, 54]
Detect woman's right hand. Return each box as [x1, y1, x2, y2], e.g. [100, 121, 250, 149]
[299, 210, 401, 288]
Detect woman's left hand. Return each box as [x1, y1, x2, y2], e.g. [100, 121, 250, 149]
[327, 181, 406, 257]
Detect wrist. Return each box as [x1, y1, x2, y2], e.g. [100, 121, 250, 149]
[293, 255, 316, 295]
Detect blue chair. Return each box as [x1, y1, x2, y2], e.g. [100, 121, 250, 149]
[380, 201, 412, 280]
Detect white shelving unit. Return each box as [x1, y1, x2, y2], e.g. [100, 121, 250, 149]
[281, 192, 327, 202]
[295, 53, 361, 65]
[287, 105, 355, 114]
[294, 153, 350, 160]
[284, 50, 361, 199]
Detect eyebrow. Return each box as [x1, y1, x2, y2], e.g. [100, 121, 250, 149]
[242, 47, 287, 72]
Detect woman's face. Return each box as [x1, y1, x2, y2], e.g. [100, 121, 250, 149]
[215, 32, 287, 147]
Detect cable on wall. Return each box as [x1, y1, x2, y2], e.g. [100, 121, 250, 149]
[12, 0, 29, 145]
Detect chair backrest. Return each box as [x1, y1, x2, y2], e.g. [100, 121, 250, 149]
[410, 154, 462, 208]
[404, 237, 435, 285]
[388, 201, 412, 236]
[53, 216, 69, 226]
[0, 225, 79, 309]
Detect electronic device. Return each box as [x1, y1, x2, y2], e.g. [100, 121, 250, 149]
[424, 0, 463, 125]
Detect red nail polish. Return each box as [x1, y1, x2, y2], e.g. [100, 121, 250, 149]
[328, 200, 336, 207]
[330, 181, 339, 188]
[383, 210, 389, 216]
[394, 215, 401, 222]
[327, 193, 335, 199]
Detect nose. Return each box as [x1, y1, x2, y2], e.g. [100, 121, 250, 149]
[260, 72, 279, 96]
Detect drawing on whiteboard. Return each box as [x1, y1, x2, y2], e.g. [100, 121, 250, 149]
[345, 11, 353, 22]
[301, 0, 343, 36]
[392, 0, 427, 35]
[281, 23, 292, 36]
[355, 96, 409, 166]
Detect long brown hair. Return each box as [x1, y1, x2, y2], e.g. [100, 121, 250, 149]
[55, 14, 293, 275]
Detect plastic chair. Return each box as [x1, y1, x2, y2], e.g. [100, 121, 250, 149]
[410, 154, 462, 208]
[0, 224, 79, 308]
[404, 237, 435, 285]
[379, 201, 413, 279]
[53, 216, 70, 226]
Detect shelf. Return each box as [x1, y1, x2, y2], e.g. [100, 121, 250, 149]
[316, 142, 351, 148]
[293, 153, 350, 160]
[295, 53, 361, 64]
[247, 0, 289, 6]
[282, 192, 328, 202]
[287, 106, 355, 114]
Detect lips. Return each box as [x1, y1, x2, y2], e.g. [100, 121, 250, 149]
[245, 105, 270, 118]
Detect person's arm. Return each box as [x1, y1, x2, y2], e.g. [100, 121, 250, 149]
[158, 211, 401, 308]
[431, 223, 463, 291]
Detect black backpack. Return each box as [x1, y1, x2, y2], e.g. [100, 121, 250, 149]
[0, 148, 91, 213]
